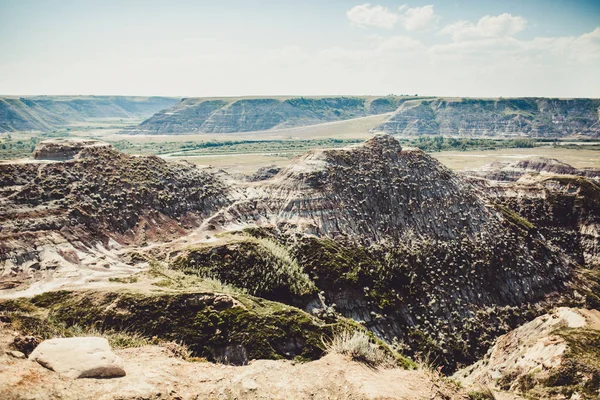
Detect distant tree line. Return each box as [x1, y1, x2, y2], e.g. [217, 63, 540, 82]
[398, 136, 537, 152]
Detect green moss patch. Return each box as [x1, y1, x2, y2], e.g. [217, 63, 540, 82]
[172, 236, 316, 304]
[1, 290, 332, 363]
[546, 328, 600, 398]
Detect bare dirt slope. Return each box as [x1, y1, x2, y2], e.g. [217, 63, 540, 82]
[0, 343, 460, 400]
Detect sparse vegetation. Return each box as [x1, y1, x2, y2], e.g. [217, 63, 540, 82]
[323, 330, 397, 368]
[108, 276, 139, 284]
[467, 387, 496, 400]
[398, 136, 538, 152]
[172, 234, 317, 303]
[0, 288, 339, 364]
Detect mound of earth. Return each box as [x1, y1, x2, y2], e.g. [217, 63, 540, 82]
[0, 142, 232, 295]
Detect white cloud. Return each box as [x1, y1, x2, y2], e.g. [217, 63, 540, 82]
[346, 3, 399, 29]
[431, 27, 600, 64]
[440, 13, 527, 41]
[527, 27, 600, 62]
[400, 5, 437, 31]
[376, 35, 423, 51]
[346, 4, 437, 31]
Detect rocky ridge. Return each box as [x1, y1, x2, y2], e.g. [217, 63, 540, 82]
[463, 157, 600, 182]
[462, 159, 600, 268]
[0, 139, 232, 292]
[374, 97, 600, 137]
[126, 96, 402, 134]
[0, 96, 178, 133]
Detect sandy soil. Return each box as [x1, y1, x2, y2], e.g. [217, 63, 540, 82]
[1, 336, 462, 400]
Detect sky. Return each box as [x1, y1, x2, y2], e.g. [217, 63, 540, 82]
[0, 0, 599, 97]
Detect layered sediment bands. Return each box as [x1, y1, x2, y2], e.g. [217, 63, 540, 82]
[463, 157, 600, 182]
[375, 97, 600, 137]
[464, 162, 600, 268]
[1, 141, 232, 283]
[1, 135, 594, 372]
[127, 96, 402, 134]
[205, 134, 497, 243]
[0, 96, 178, 133]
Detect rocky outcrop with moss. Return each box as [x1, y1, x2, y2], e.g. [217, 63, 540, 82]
[0, 289, 332, 364]
[0, 282, 416, 370]
[1, 141, 232, 286]
[375, 97, 600, 137]
[456, 307, 600, 399]
[172, 224, 570, 371]
[464, 162, 600, 269]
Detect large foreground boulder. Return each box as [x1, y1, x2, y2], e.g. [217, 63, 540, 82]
[29, 337, 126, 379]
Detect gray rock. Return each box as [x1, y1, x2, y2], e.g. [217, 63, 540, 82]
[29, 337, 126, 379]
[8, 350, 26, 359]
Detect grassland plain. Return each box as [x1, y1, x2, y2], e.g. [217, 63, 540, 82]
[1, 112, 599, 174]
[2, 135, 600, 174]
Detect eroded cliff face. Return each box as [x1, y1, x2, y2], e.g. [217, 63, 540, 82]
[0, 140, 232, 290]
[204, 134, 496, 243]
[463, 160, 600, 268]
[0, 96, 178, 133]
[1, 135, 597, 374]
[126, 96, 400, 134]
[375, 98, 600, 137]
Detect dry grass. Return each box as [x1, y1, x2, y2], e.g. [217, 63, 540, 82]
[323, 330, 395, 368]
[432, 147, 600, 170]
[466, 387, 497, 400]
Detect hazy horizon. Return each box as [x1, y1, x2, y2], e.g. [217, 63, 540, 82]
[1, 0, 599, 98]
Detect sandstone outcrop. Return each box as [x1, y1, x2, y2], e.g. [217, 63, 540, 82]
[29, 337, 126, 379]
[456, 307, 600, 399]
